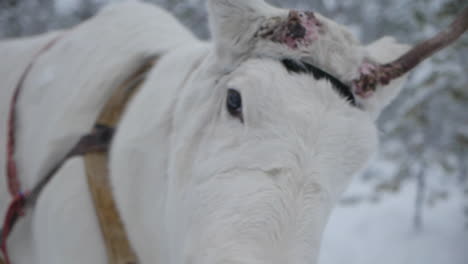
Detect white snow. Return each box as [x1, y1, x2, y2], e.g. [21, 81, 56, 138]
[319, 176, 468, 264]
[55, 0, 81, 15]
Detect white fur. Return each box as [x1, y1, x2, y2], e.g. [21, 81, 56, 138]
[0, 0, 409, 263]
[0, 1, 196, 263]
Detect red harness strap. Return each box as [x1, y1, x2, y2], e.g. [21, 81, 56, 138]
[1, 35, 62, 264]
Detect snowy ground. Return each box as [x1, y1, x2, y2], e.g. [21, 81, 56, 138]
[319, 176, 468, 264]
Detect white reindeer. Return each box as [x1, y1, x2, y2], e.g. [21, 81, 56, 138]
[1, 0, 465, 263]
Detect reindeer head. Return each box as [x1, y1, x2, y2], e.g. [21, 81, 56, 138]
[111, 1, 467, 263]
[208, 0, 467, 119]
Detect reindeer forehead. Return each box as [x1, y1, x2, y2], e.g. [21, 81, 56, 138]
[249, 9, 364, 84]
[209, 1, 365, 84]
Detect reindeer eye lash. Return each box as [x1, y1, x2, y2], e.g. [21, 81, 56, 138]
[226, 89, 243, 122]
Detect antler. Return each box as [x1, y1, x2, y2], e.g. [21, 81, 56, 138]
[354, 6, 468, 94]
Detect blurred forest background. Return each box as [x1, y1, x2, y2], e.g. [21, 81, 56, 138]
[1, 0, 467, 263]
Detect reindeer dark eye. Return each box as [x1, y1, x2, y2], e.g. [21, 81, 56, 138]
[226, 89, 243, 121]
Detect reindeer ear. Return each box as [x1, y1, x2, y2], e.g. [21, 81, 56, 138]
[365, 36, 411, 64]
[358, 37, 412, 119]
[207, 0, 282, 67]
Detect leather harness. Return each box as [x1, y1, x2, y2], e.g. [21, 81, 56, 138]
[83, 58, 156, 264]
[0, 35, 156, 264]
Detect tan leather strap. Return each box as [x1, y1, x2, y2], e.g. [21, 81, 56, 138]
[84, 57, 157, 264]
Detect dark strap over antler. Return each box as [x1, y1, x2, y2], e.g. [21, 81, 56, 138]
[354, 6, 468, 93]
